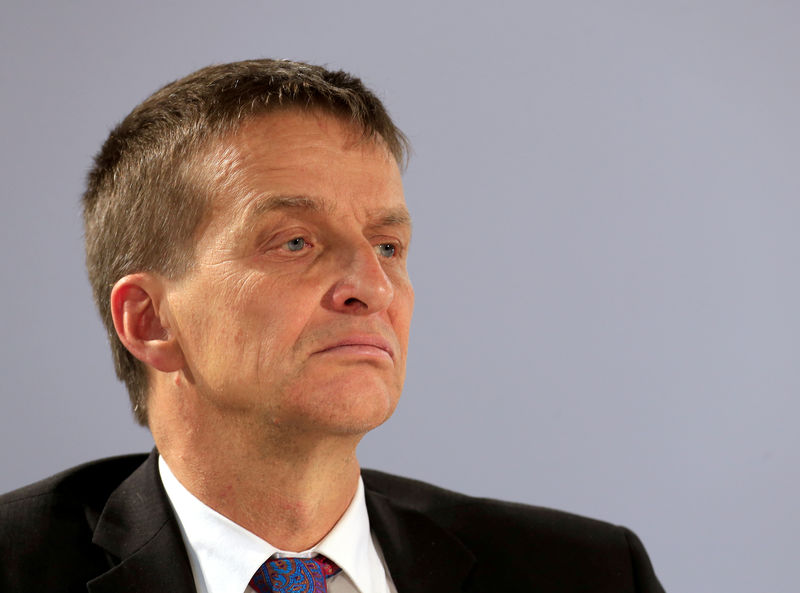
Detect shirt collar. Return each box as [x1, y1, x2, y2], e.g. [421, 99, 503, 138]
[158, 455, 383, 593]
[313, 475, 378, 593]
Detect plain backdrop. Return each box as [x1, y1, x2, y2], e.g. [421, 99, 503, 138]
[2, 2, 798, 592]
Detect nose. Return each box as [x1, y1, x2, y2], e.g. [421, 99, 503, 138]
[326, 243, 394, 315]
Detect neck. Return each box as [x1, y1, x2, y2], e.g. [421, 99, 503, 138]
[149, 385, 363, 551]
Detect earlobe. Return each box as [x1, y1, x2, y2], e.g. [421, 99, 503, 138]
[110, 274, 185, 373]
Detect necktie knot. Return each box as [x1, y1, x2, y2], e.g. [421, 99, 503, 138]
[250, 556, 341, 593]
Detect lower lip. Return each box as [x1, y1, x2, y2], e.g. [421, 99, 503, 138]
[317, 344, 392, 361]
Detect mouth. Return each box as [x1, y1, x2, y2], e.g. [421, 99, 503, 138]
[314, 334, 395, 361]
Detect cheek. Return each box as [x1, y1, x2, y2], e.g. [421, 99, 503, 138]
[171, 272, 263, 355]
[393, 282, 415, 339]
[215, 274, 318, 361]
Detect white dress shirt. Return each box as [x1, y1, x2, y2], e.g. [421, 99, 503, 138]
[158, 456, 397, 593]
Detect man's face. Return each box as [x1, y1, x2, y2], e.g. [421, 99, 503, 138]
[163, 110, 413, 436]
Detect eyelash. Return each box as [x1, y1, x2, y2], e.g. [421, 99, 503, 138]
[283, 237, 309, 252]
[275, 236, 402, 259]
[375, 242, 398, 258]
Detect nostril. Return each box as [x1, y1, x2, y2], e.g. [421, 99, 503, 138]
[344, 297, 362, 307]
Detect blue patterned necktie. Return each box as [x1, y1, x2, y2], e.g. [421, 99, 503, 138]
[250, 556, 341, 593]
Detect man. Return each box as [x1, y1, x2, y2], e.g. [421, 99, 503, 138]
[0, 59, 665, 592]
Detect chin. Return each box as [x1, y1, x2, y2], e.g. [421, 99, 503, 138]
[286, 374, 402, 436]
[324, 391, 398, 436]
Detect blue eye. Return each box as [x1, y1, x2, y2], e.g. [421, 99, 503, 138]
[285, 237, 306, 252]
[376, 243, 396, 258]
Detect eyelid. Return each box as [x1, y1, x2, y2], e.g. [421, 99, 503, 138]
[373, 237, 405, 259]
[257, 226, 315, 253]
[282, 236, 309, 252]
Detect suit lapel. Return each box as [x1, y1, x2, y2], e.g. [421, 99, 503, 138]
[88, 450, 196, 593]
[364, 480, 474, 593]
[85, 454, 475, 593]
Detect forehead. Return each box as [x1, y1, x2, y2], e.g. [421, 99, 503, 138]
[206, 110, 406, 222]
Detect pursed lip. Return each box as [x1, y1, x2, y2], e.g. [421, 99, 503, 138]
[314, 334, 395, 360]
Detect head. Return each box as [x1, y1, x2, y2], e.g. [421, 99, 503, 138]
[83, 59, 410, 426]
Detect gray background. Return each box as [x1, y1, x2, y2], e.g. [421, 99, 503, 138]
[1, 1, 798, 592]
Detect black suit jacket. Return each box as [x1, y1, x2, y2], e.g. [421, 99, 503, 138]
[0, 451, 665, 592]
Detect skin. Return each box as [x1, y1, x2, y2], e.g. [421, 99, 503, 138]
[110, 110, 414, 550]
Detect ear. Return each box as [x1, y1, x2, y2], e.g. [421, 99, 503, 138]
[110, 273, 185, 373]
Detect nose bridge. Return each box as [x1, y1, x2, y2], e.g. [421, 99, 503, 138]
[335, 238, 393, 312]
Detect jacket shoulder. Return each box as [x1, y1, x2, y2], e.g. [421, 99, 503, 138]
[1, 453, 148, 518]
[362, 467, 617, 532]
[0, 454, 149, 590]
[362, 469, 665, 593]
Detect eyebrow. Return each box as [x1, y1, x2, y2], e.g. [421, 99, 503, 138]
[240, 194, 329, 234]
[243, 193, 412, 232]
[248, 194, 331, 217]
[368, 206, 413, 230]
